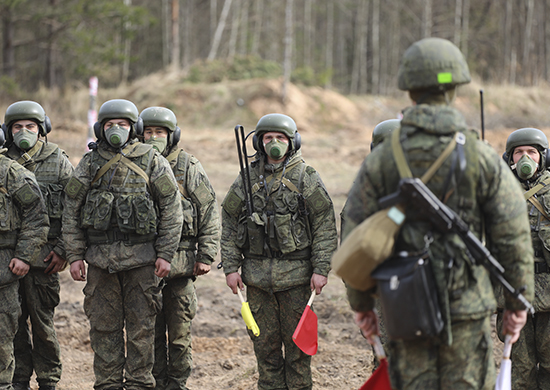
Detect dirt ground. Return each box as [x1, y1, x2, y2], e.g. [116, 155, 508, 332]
[25, 80, 540, 389]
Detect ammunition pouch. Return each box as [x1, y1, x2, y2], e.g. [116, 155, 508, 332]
[181, 196, 197, 237]
[40, 182, 64, 238]
[0, 191, 20, 233]
[80, 189, 114, 231]
[371, 252, 444, 341]
[86, 228, 156, 245]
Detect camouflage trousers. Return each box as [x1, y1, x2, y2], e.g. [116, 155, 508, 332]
[84, 264, 162, 390]
[13, 269, 61, 387]
[247, 285, 312, 390]
[388, 316, 495, 390]
[153, 277, 197, 390]
[496, 310, 550, 390]
[0, 282, 21, 390]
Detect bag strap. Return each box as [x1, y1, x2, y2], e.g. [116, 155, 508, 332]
[16, 141, 42, 166]
[524, 176, 550, 221]
[166, 149, 180, 162]
[528, 197, 550, 221]
[91, 144, 151, 189]
[391, 126, 461, 183]
[251, 158, 303, 194]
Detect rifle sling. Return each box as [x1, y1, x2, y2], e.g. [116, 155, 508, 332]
[524, 177, 550, 221]
[91, 145, 151, 189]
[391, 127, 461, 183]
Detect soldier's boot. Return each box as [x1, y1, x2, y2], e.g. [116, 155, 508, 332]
[12, 382, 30, 390]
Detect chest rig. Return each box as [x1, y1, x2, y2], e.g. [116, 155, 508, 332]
[11, 141, 64, 238]
[81, 142, 158, 245]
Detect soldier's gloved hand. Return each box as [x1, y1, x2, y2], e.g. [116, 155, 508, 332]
[194, 262, 211, 276]
[155, 258, 171, 278]
[501, 309, 528, 344]
[9, 258, 30, 276]
[226, 272, 244, 294]
[354, 310, 379, 343]
[70, 260, 86, 281]
[44, 251, 67, 275]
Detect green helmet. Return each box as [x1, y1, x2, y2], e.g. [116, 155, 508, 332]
[96, 99, 141, 140]
[4, 100, 51, 141]
[505, 127, 549, 168]
[397, 37, 471, 92]
[371, 119, 400, 150]
[139, 106, 181, 149]
[253, 113, 301, 152]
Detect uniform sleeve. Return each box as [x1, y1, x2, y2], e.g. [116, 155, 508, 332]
[150, 153, 183, 263]
[220, 177, 245, 274]
[52, 153, 75, 259]
[477, 142, 534, 310]
[342, 154, 381, 312]
[186, 157, 220, 265]
[8, 163, 49, 265]
[62, 154, 92, 263]
[303, 168, 337, 277]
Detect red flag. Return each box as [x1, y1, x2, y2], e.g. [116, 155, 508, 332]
[359, 358, 391, 390]
[292, 290, 318, 355]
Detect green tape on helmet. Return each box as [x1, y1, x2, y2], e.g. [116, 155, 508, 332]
[438, 72, 453, 84]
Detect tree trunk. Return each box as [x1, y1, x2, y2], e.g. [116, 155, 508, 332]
[2, 8, 15, 79]
[281, 0, 293, 103]
[239, 0, 248, 55]
[251, 0, 263, 55]
[523, 0, 534, 84]
[208, 0, 233, 60]
[350, 0, 368, 95]
[372, 0, 380, 94]
[304, 0, 312, 68]
[171, 0, 180, 70]
[182, 0, 192, 67]
[162, 0, 170, 67]
[228, 0, 241, 58]
[504, 0, 512, 82]
[453, 0, 463, 46]
[122, 0, 132, 83]
[461, 0, 470, 57]
[324, 1, 334, 89]
[211, 0, 217, 40]
[46, 0, 58, 88]
[422, 0, 432, 38]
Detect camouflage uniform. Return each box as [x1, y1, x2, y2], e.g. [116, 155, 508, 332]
[153, 145, 220, 390]
[63, 137, 182, 390]
[5, 139, 74, 389]
[0, 152, 49, 390]
[495, 129, 550, 389]
[343, 103, 534, 389]
[222, 146, 337, 390]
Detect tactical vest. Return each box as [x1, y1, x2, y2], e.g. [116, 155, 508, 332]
[167, 149, 197, 250]
[80, 143, 158, 245]
[226, 157, 313, 259]
[523, 174, 550, 267]
[0, 156, 21, 248]
[11, 141, 65, 238]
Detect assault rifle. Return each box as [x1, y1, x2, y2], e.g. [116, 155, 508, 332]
[379, 177, 534, 315]
[234, 125, 254, 216]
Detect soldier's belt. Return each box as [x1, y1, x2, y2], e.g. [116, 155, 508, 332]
[0, 231, 17, 249]
[178, 237, 197, 251]
[535, 261, 550, 274]
[86, 229, 156, 245]
[243, 247, 311, 260]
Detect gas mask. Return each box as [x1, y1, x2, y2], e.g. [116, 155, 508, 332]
[104, 124, 129, 148]
[13, 128, 38, 150]
[516, 154, 539, 180]
[145, 136, 168, 154]
[264, 138, 288, 160]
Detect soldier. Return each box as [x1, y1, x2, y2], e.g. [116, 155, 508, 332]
[343, 38, 533, 389]
[138, 106, 220, 390]
[63, 99, 183, 390]
[497, 128, 550, 388]
[221, 113, 337, 390]
[0, 127, 49, 389]
[2, 101, 74, 390]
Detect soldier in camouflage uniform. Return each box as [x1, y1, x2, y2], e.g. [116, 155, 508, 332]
[343, 38, 533, 389]
[496, 128, 550, 389]
[2, 101, 74, 390]
[221, 113, 337, 390]
[0, 127, 49, 390]
[138, 107, 220, 390]
[63, 99, 183, 390]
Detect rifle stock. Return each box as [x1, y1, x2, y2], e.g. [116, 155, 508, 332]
[379, 177, 534, 315]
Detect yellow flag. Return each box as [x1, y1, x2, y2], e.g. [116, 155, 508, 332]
[241, 301, 260, 336]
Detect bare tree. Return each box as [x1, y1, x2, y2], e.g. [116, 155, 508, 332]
[251, 0, 263, 55]
[453, 0, 462, 46]
[211, 0, 217, 39]
[208, 0, 233, 61]
[504, 0, 513, 83]
[461, 0, 470, 57]
[182, 0, 193, 67]
[171, 0, 180, 70]
[282, 0, 293, 103]
[372, 0, 380, 94]
[324, 1, 334, 89]
[523, 0, 534, 84]
[162, 0, 170, 67]
[304, 0, 313, 68]
[239, 0, 249, 55]
[122, 0, 132, 83]
[2, 8, 15, 78]
[350, 0, 368, 95]
[422, 0, 432, 38]
[228, 0, 241, 58]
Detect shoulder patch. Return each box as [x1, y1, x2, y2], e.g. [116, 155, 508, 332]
[153, 173, 177, 196]
[65, 176, 85, 199]
[192, 181, 214, 206]
[14, 183, 40, 205]
[222, 190, 244, 217]
[306, 186, 331, 213]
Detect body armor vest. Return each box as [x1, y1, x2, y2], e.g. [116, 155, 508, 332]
[81, 143, 158, 244]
